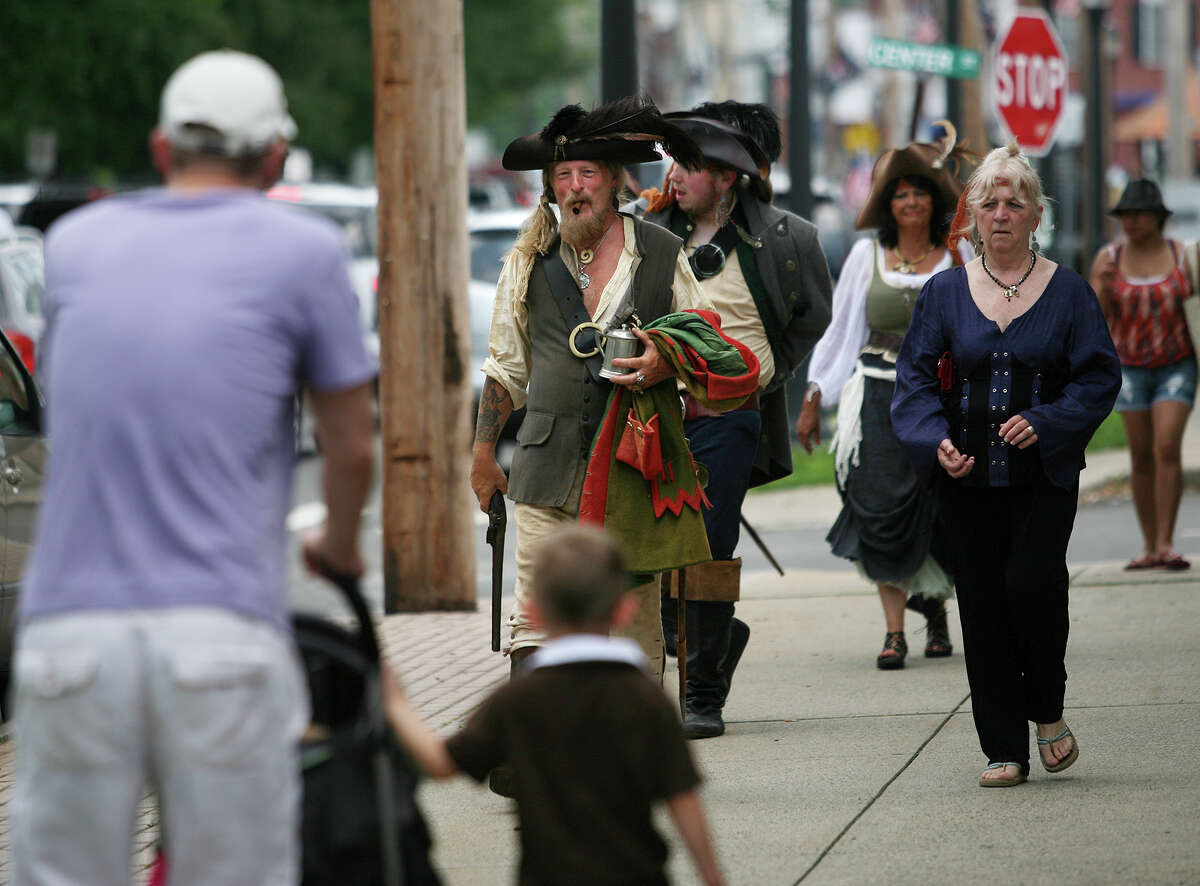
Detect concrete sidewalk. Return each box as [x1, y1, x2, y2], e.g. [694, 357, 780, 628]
[415, 426, 1200, 884]
[416, 510, 1200, 884]
[1, 417, 1198, 883]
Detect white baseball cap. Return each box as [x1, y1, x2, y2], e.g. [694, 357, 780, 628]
[159, 50, 298, 156]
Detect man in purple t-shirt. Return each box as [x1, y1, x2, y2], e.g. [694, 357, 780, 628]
[10, 51, 376, 886]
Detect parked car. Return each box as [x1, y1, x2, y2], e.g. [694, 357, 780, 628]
[267, 182, 380, 364]
[0, 222, 46, 375]
[467, 209, 529, 456]
[0, 327, 47, 718]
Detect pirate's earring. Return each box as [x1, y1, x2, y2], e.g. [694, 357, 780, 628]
[716, 190, 733, 228]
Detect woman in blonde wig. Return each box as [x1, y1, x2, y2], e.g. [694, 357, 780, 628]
[892, 145, 1120, 787]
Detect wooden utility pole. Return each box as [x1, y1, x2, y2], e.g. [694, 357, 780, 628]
[1164, 0, 1191, 178]
[960, 0, 988, 154]
[371, 0, 476, 612]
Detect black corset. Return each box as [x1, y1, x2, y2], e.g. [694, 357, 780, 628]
[943, 352, 1063, 488]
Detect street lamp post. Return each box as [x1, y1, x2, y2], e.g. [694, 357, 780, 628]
[945, 0, 961, 133]
[788, 0, 812, 221]
[1082, 0, 1110, 265]
[601, 0, 638, 102]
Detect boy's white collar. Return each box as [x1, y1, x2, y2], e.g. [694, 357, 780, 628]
[525, 634, 647, 671]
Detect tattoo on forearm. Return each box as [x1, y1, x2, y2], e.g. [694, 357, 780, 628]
[475, 377, 512, 445]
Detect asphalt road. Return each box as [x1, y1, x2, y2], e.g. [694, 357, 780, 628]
[285, 446, 1198, 618]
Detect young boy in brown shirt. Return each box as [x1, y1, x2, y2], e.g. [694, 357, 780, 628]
[383, 525, 725, 886]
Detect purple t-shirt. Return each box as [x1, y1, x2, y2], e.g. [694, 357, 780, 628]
[21, 188, 376, 629]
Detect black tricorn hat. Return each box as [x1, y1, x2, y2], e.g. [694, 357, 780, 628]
[666, 101, 781, 180]
[1110, 178, 1172, 217]
[501, 95, 703, 172]
[662, 115, 765, 179]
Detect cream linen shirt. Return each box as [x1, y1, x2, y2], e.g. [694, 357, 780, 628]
[481, 214, 711, 409]
[685, 243, 774, 389]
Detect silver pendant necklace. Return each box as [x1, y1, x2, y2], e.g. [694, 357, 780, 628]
[981, 249, 1037, 301]
[577, 219, 617, 289]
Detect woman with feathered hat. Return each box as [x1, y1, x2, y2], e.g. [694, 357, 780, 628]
[796, 126, 971, 670]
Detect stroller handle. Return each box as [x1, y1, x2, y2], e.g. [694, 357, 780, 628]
[308, 555, 381, 664]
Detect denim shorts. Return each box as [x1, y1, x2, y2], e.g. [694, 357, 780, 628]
[1116, 356, 1198, 412]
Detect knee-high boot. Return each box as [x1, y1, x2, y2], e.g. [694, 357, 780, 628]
[674, 560, 750, 739]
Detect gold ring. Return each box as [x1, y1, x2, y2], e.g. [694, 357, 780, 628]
[568, 321, 604, 358]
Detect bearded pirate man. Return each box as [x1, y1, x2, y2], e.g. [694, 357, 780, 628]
[470, 96, 718, 692]
[638, 102, 833, 738]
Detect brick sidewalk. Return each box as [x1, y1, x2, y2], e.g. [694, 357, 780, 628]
[0, 608, 506, 881]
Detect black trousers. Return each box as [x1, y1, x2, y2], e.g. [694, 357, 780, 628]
[939, 475, 1078, 765]
[662, 411, 759, 710]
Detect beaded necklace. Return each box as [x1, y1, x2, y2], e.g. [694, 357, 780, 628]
[981, 249, 1037, 301]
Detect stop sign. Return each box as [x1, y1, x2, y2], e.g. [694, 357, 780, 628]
[992, 11, 1068, 156]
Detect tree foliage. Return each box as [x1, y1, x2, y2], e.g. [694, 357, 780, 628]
[463, 0, 596, 152]
[0, 0, 592, 181]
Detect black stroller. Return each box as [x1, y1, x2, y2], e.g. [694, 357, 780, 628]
[295, 567, 441, 886]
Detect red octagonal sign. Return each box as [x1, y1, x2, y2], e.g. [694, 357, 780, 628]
[993, 10, 1068, 156]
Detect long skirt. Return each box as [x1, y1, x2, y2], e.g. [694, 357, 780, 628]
[827, 360, 953, 598]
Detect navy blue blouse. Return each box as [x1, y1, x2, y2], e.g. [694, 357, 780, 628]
[892, 265, 1121, 489]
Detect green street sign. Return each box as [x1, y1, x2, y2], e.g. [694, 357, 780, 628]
[867, 37, 982, 80]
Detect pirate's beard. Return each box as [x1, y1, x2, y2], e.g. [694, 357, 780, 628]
[559, 199, 611, 250]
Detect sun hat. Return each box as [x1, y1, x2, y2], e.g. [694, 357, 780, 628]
[159, 50, 297, 157]
[1109, 178, 1172, 217]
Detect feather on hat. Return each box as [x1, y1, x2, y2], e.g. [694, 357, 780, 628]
[502, 95, 703, 171]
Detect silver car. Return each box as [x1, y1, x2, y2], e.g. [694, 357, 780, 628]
[0, 223, 46, 375]
[0, 327, 46, 718]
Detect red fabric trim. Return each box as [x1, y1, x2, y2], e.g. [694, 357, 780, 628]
[578, 394, 624, 526]
[650, 452, 712, 518]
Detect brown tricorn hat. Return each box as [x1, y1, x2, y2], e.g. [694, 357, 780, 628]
[501, 95, 703, 172]
[854, 123, 966, 230]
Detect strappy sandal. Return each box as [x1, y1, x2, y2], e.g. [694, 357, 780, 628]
[876, 631, 907, 670]
[1036, 725, 1079, 773]
[1124, 553, 1161, 570]
[1158, 552, 1191, 572]
[979, 761, 1028, 787]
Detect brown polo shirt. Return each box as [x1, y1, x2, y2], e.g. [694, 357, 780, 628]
[446, 661, 701, 885]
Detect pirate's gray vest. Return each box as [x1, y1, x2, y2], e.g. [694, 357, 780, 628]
[508, 217, 682, 507]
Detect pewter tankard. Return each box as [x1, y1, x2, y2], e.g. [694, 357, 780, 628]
[568, 321, 645, 379]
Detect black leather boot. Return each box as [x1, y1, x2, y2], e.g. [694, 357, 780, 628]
[907, 595, 953, 657]
[683, 602, 739, 739]
[488, 646, 536, 797]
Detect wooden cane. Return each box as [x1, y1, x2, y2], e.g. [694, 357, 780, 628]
[676, 568, 687, 719]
